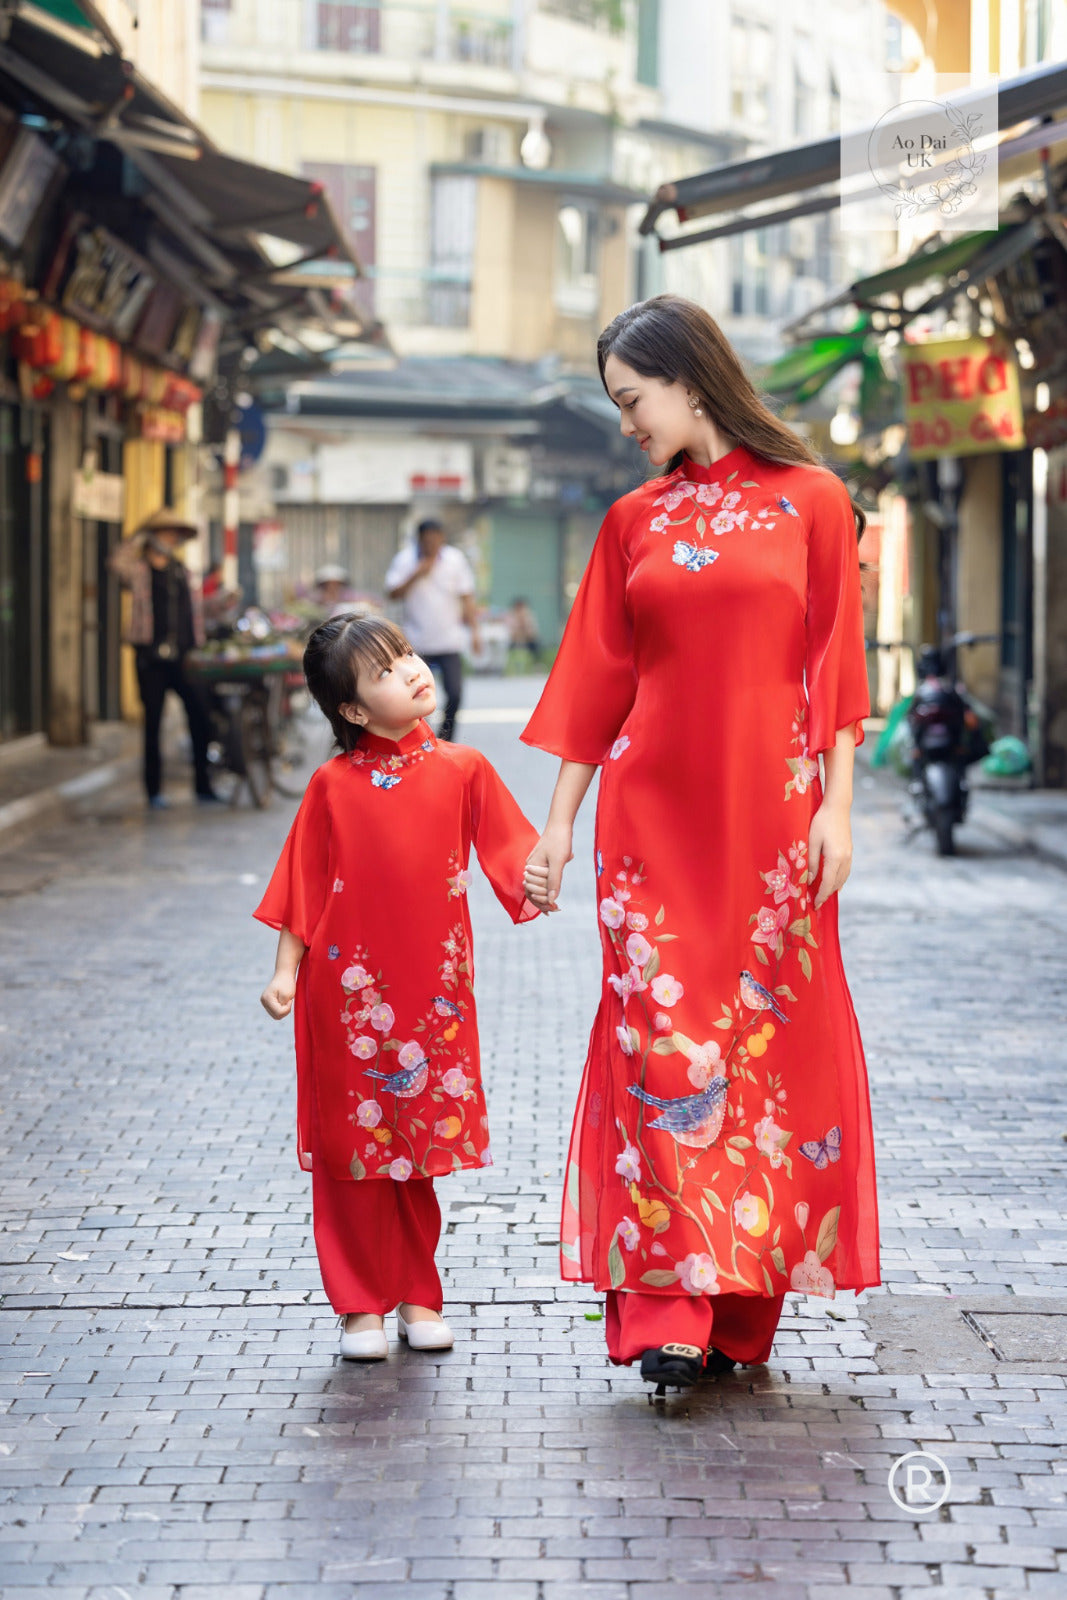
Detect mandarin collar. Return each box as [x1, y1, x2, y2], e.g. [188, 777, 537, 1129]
[679, 444, 751, 483]
[356, 719, 436, 759]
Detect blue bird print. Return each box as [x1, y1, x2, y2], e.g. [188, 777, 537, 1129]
[365, 1057, 429, 1098]
[739, 969, 790, 1023]
[627, 1076, 729, 1150]
[432, 996, 463, 1017]
[777, 494, 800, 517]
[371, 770, 401, 790]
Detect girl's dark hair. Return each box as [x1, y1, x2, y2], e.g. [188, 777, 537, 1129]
[303, 613, 413, 753]
[597, 293, 866, 542]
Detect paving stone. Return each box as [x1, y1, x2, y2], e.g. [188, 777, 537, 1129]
[0, 684, 1065, 1595]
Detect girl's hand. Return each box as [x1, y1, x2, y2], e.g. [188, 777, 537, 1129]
[523, 825, 573, 914]
[261, 972, 297, 1019]
[808, 801, 853, 910]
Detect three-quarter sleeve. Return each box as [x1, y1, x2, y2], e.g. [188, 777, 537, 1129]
[805, 475, 870, 757]
[253, 768, 332, 946]
[470, 753, 540, 925]
[521, 501, 636, 764]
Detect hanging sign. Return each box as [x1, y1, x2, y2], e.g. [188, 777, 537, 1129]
[901, 335, 1024, 460]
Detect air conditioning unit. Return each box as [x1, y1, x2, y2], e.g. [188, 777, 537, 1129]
[464, 125, 512, 166]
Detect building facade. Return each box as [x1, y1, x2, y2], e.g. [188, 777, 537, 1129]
[197, 0, 894, 640]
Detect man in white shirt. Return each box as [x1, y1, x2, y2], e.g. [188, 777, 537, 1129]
[385, 519, 481, 741]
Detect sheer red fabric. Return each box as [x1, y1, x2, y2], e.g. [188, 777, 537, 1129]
[255, 723, 538, 1182]
[522, 447, 879, 1306]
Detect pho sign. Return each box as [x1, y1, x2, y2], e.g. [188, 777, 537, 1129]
[901, 335, 1024, 460]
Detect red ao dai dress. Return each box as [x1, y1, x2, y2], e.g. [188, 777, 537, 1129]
[254, 722, 538, 1314]
[522, 446, 881, 1363]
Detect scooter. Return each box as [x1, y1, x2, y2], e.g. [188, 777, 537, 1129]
[870, 633, 996, 857]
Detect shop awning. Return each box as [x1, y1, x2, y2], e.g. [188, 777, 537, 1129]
[642, 57, 1067, 249]
[761, 326, 870, 405]
[431, 161, 646, 207]
[0, 0, 373, 350]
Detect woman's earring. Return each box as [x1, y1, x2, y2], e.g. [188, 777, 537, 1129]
[688, 394, 703, 418]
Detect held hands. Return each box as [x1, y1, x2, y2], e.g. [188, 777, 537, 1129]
[522, 825, 573, 914]
[808, 800, 853, 910]
[261, 970, 297, 1020]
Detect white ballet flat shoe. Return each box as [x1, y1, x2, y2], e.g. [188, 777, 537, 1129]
[397, 1309, 454, 1351]
[338, 1317, 388, 1361]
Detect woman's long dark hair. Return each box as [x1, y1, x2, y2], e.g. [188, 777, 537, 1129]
[597, 293, 866, 542]
[303, 613, 413, 753]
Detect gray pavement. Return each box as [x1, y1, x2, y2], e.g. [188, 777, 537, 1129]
[1, 674, 1066, 1599]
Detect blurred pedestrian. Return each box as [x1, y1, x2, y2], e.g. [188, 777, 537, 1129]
[507, 596, 542, 664]
[255, 615, 539, 1361]
[313, 564, 351, 620]
[385, 519, 480, 740]
[110, 508, 219, 810]
[521, 294, 878, 1395]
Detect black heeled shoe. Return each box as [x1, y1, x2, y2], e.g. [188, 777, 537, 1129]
[703, 1346, 738, 1377]
[640, 1342, 705, 1397]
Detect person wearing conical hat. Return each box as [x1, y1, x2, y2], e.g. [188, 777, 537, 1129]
[110, 508, 220, 810]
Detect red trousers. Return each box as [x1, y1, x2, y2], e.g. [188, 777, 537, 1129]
[605, 1289, 785, 1366]
[311, 1157, 444, 1315]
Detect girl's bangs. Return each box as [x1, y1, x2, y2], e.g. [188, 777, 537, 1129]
[348, 618, 411, 680]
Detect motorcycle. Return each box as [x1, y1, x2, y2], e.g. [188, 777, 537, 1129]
[870, 633, 996, 857]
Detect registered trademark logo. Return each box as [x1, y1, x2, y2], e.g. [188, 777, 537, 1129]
[888, 1451, 952, 1514]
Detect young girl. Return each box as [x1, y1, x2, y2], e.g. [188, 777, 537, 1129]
[256, 615, 538, 1360]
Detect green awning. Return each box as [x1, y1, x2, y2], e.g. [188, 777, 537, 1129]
[850, 231, 1001, 302]
[28, 1, 95, 27]
[760, 325, 869, 405]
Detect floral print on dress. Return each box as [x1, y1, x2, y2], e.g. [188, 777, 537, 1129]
[338, 856, 486, 1181]
[785, 704, 820, 801]
[647, 469, 794, 576]
[592, 847, 841, 1300]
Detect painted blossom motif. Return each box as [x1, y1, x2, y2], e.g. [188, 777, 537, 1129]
[785, 703, 820, 801]
[733, 1191, 770, 1236]
[648, 466, 779, 559]
[588, 843, 841, 1301]
[617, 1216, 640, 1252]
[335, 927, 479, 1180]
[650, 973, 684, 1008]
[388, 1156, 414, 1182]
[369, 1003, 394, 1033]
[790, 1248, 835, 1297]
[446, 850, 473, 898]
[333, 878, 345, 893]
[615, 1141, 641, 1182]
[599, 897, 626, 930]
[609, 735, 631, 760]
[675, 1252, 721, 1294]
[686, 1039, 723, 1089]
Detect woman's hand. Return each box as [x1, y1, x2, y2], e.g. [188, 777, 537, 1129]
[808, 800, 853, 909]
[523, 825, 574, 914]
[261, 971, 297, 1019]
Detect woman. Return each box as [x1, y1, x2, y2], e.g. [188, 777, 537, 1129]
[521, 296, 880, 1394]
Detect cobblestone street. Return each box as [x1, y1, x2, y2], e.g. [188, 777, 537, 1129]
[2, 676, 1066, 1600]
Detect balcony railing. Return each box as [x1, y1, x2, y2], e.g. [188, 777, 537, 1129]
[202, 2, 515, 71]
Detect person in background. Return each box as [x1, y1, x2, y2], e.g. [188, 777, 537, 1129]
[385, 519, 480, 742]
[507, 597, 542, 665]
[110, 508, 219, 810]
[313, 565, 351, 620]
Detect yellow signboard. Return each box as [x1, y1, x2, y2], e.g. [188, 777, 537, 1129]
[901, 335, 1024, 460]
